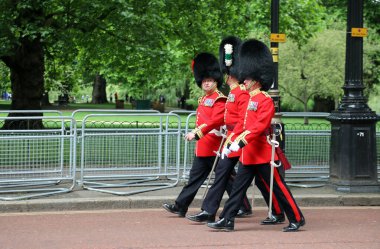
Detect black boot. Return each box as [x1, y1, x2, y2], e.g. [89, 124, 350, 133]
[282, 217, 305, 232]
[261, 214, 285, 225]
[162, 203, 187, 217]
[187, 210, 215, 223]
[236, 209, 253, 218]
[207, 218, 234, 231]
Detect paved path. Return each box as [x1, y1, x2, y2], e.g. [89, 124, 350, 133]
[1, 207, 380, 249]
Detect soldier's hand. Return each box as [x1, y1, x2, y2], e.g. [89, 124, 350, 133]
[221, 147, 231, 159]
[229, 142, 240, 152]
[185, 132, 195, 141]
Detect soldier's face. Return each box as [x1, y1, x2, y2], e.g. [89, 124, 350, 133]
[202, 78, 217, 93]
[243, 79, 253, 90]
[244, 79, 260, 92]
[226, 75, 239, 85]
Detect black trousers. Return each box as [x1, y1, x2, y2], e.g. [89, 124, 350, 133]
[175, 156, 215, 210]
[220, 163, 303, 223]
[201, 157, 251, 215]
[202, 157, 283, 216]
[255, 172, 284, 216]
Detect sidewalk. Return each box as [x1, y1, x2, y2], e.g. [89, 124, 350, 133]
[1, 183, 380, 213]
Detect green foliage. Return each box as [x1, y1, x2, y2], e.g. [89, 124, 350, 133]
[320, 0, 380, 100]
[280, 0, 326, 46]
[0, 62, 10, 93]
[279, 29, 345, 111]
[368, 85, 380, 113]
[1, 0, 378, 111]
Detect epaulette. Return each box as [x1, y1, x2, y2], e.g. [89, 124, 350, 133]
[261, 91, 271, 98]
[215, 90, 227, 101]
[230, 83, 239, 90]
[239, 84, 246, 91]
[249, 88, 261, 97]
[198, 96, 203, 104]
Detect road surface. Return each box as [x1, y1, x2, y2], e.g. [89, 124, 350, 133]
[1, 207, 379, 249]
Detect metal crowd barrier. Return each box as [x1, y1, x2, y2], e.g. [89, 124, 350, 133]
[168, 110, 196, 180]
[280, 113, 331, 187]
[377, 129, 380, 182]
[181, 112, 332, 187]
[0, 110, 378, 200]
[284, 126, 330, 187]
[181, 112, 380, 187]
[0, 114, 76, 200]
[181, 112, 196, 180]
[78, 113, 182, 195]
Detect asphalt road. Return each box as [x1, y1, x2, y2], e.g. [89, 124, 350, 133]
[1, 207, 380, 249]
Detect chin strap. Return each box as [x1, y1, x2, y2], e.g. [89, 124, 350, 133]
[246, 80, 258, 91]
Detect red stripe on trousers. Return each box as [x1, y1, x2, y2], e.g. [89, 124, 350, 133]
[273, 168, 302, 222]
[258, 175, 282, 215]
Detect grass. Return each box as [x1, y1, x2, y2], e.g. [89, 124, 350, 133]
[2, 99, 378, 131]
[0, 100, 331, 125]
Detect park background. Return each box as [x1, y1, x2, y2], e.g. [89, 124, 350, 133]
[0, 0, 379, 115]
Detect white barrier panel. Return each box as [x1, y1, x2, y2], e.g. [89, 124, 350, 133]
[78, 113, 182, 195]
[0, 116, 76, 200]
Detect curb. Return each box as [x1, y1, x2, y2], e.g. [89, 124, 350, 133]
[1, 194, 380, 213]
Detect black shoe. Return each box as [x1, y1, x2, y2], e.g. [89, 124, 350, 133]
[236, 209, 253, 218]
[261, 214, 285, 225]
[187, 210, 215, 223]
[207, 218, 234, 231]
[162, 203, 187, 217]
[282, 217, 305, 232]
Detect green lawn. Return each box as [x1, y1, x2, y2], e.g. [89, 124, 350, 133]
[2, 100, 378, 130]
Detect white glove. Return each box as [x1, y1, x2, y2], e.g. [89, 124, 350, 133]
[229, 142, 240, 152]
[221, 147, 231, 159]
[184, 132, 195, 141]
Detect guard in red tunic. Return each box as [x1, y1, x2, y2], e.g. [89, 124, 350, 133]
[187, 37, 283, 224]
[187, 36, 252, 223]
[163, 52, 227, 217]
[207, 39, 305, 232]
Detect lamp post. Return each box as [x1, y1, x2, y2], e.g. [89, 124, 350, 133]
[326, 0, 379, 192]
[269, 0, 285, 176]
[269, 0, 280, 114]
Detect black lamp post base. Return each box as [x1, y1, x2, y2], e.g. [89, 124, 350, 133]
[327, 115, 379, 193]
[328, 180, 380, 193]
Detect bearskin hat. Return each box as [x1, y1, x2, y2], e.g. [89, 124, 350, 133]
[219, 36, 242, 78]
[238, 39, 274, 91]
[192, 52, 223, 88]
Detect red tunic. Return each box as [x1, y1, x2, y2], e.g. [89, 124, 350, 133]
[223, 83, 250, 158]
[193, 90, 227, 157]
[231, 89, 278, 165]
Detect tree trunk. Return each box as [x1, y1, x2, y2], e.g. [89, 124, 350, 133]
[183, 78, 190, 99]
[41, 91, 51, 107]
[91, 73, 108, 104]
[1, 38, 44, 129]
[303, 103, 309, 125]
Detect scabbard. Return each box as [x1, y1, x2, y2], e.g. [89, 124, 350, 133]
[275, 147, 292, 171]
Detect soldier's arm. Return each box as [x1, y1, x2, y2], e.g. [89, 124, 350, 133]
[193, 97, 226, 140]
[234, 97, 274, 148]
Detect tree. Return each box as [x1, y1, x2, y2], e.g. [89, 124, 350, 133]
[320, 0, 380, 108]
[92, 73, 107, 104]
[279, 29, 346, 123]
[0, 0, 172, 127]
[0, 0, 334, 129]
